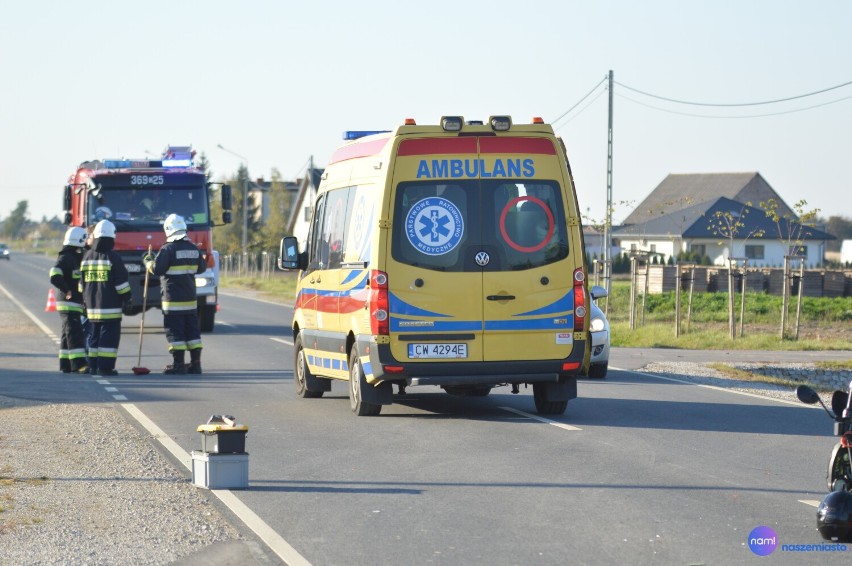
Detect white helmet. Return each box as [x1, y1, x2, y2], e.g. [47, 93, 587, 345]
[63, 227, 88, 247]
[93, 219, 116, 239]
[164, 214, 187, 242]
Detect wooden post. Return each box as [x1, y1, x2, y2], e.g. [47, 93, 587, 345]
[795, 259, 805, 341]
[727, 258, 735, 340]
[739, 259, 747, 338]
[675, 263, 682, 337]
[686, 265, 695, 333]
[641, 261, 649, 326]
[780, 256, 789, 339]
[629, 256, 637, 330]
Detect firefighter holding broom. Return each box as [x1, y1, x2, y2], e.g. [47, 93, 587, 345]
[144, 214, 206, 375]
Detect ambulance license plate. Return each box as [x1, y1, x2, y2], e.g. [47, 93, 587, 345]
[408, 343, 468, 359]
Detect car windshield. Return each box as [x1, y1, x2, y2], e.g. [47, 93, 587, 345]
[87, 185, 209, 230]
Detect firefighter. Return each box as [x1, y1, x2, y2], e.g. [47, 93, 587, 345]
[49, 227, 89, 373]
[80, 219, 132, 376]
[144, 214, 206, 375]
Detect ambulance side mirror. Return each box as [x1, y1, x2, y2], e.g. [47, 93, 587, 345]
[278, 236, 305, 271]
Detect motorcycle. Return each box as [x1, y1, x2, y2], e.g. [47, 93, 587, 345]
[796, 381, 852, 541]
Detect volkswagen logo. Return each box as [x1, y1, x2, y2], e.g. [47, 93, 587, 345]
[475, 251, 490, 267]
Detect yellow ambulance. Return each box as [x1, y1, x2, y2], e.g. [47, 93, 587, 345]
[279, 116, 590, 416]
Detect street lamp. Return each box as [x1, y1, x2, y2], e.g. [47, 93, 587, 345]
[216, 144, 249, 256]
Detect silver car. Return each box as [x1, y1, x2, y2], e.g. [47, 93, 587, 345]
[585, 285, 610, 378]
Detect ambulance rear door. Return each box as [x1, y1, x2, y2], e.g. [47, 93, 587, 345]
[477, 136, 577, 361]
[385, 137, 485, 364]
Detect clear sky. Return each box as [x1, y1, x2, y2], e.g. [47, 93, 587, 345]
[2, 0, 850, 225]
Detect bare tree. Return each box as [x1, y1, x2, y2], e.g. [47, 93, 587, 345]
[707, 203, 765, 339]
[761, 198, 820, 339]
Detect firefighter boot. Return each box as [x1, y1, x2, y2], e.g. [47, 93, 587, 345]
[164, 351, 186, 375]
[187, 349, 202, 375]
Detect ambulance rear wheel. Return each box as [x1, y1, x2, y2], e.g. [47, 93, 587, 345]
[349, 347, 381, 416]
[295, 335, 324, 399]
[532, 383, 568, 415]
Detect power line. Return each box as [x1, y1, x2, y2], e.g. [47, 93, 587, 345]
[553, 88, 607, 130]
[551, 76, 608, 125]
[615, 79, 852, 107]
[615, 90, 852, 118]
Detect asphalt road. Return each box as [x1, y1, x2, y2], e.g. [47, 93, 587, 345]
[2, 252, 850, 565]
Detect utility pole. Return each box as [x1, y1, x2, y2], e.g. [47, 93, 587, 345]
[603, 69, 614, 310]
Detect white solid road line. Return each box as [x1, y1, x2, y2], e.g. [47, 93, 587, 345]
[800, 499, 822, 508]
[499, 406, 582, 430]
[270, 337, 294, 346]
[613, 366, 816, 408]
[0, 281, 58, 341]
[121, 403, 313, 566]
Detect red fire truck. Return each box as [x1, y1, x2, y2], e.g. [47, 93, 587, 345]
[62, 146, 232, 332]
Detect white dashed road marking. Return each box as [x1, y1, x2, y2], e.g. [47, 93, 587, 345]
[499, 406, 582, 431]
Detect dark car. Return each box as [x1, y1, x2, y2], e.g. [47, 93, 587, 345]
[0, 243, 10, 260]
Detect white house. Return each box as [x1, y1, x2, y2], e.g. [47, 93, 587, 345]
[285, 166, 324, 245]
[614, 173, 834, 267]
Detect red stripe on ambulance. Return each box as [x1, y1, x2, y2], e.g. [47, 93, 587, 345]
[479, 137, 556, 155]
[397, 137, 477, 156]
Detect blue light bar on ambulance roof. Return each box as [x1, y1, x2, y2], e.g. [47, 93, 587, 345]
[343, 130, 391, 140]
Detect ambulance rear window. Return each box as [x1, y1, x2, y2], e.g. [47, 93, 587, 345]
[391, 180, 569, 272]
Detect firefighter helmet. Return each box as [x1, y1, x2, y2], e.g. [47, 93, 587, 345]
[164, 214, 187, 242]
[63, 227, 88, 247]
[93, 220, 116, 239]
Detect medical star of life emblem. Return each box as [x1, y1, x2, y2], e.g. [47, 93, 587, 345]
[475, 251, 490, 266]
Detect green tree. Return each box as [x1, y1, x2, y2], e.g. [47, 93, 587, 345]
[761, 198, 819, 257]
[822, 215, 852, 253]
[2, 201, 29, 239]
[260, 168, 291, 251]
[214, 170, 244, 255]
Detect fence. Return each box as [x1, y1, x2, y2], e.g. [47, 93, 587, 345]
[635, 265, 852, 298]
[219, 251, 279, 279]
[620, 261, 852, 341]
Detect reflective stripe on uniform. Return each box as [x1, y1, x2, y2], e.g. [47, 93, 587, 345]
[68, 348, 87, 360]
[162, 300, 196, 311]
[56, 300, 85, 313]
[97, 347, 118, 359]
[86, 308, 123, 320]
[166, 265, 200, 275]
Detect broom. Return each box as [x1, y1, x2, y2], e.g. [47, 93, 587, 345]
[132, 245, 152, 375]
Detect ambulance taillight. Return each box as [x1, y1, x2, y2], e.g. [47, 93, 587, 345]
[572, 267, 586, 333]
[369, 270, 390, 335]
